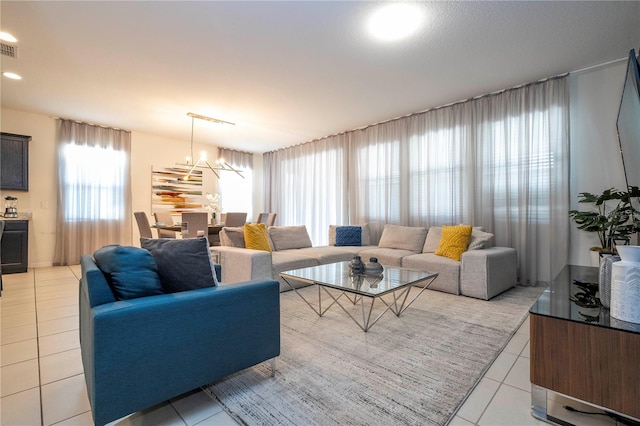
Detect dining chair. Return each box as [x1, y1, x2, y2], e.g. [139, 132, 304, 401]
[256, 213, 269, 224]
[153, 212, 176, 238]
[134, 212, 154, 239]
[266, 213, 277, 226]
[181, 212, 209, 242]
[223, 212, 248, 227]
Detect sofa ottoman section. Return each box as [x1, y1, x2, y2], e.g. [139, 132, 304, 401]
[460, 247, 517, 300]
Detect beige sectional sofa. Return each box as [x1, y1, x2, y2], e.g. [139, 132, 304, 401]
[211, 224, 518, 300]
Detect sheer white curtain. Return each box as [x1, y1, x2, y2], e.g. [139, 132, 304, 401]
[218, 148, 253, 214]
[471, 79, 570, 284]
[265, 76, 569, 284]
[264, 135, 348, 245]
[53, 120, 132, 265]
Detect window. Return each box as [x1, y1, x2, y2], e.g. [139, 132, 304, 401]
[219, 168, 253, 215]
[480, 110, 556, 223]
[62, 143, 128, 221]
[54, 119, 132, 265]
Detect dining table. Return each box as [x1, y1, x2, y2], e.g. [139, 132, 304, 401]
[152, 223, 224, 246]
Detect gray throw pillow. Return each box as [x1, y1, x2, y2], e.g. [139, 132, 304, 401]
[423, 226, 442, 253]
[468, 229, 495, 250]
[221, 226, 245, 247]
[378, 224, 428, 253]
[268, 225, 313, 251]
[140, 237, 218, 293]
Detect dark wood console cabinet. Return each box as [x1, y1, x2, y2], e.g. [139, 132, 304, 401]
[1, 132, 31, 191]
[530, 265, 640, 422]
[1, 220, 29, 274]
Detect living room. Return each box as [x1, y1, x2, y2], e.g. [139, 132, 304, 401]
[2, 1, 640, 425]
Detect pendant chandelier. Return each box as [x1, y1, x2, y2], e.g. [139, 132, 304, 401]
[176, 112, 244, 179]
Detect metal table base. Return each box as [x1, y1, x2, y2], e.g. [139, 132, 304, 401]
[281, 274, 437, 332]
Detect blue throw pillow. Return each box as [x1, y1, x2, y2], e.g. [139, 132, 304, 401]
[93, 245, 165, 300]
[140, 237, 218, 293]
[335, 226, 362, 246]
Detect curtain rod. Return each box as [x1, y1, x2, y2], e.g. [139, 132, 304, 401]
[219, 147, 254, 156]
[271, 72, 569, 153]
[51, 116, 129, 132]
[569, 55, 627, 76]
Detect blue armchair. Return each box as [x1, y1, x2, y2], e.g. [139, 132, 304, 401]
[79, 254, 280, 426]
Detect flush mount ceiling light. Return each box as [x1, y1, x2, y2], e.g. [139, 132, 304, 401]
[3, 72, 22, 80]
[0, 32, 17, 43]
[176, 112, 244, 179]
[368, 3, 424, 42]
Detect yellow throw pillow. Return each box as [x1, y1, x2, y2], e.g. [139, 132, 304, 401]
[244, 223, 272, 252]
[434, 225, 473, 261]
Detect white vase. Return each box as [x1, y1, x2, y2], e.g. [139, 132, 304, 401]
[599, 254, 620, 308]
[610, 246, 640, 324]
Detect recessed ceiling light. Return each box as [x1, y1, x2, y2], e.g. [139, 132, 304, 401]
[3, 72, 22, 80]
[368, 3, 424, 42]
[0, 32, 17, 43]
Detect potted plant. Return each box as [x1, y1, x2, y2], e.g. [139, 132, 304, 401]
[569, 187, 637, 265]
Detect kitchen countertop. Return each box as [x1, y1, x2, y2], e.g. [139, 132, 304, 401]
[0, 212, 33, 220]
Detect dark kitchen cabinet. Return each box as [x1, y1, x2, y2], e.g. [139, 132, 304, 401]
[1, 220, 28, 274]
[1, 132, 31, 191]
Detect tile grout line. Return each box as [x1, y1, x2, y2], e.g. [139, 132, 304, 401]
[31, 269, 46, 426]
[471, 332, 531, 425]
[45, 266, 92, 426]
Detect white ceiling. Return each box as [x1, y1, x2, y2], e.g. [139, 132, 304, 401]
[1, 1, 639, 153]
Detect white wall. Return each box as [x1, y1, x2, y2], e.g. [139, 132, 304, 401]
[568, 60, 629, 266]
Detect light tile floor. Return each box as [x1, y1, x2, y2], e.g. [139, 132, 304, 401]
[0, 266, 628, 426]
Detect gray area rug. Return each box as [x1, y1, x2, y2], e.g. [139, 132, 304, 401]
[205, 284, 544, 426]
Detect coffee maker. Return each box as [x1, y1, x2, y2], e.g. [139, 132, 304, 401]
[4, 196, 18, 218]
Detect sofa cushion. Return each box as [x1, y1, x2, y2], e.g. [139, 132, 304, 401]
[269, 225, 313, 251]
[140, 237, 219, 292]
[329, 224, 371, 246]
[220, 226, 245, 248]
[435, 225, 473, 261]
[93, 245, 164, 300]
[244, 223, 272, 252]
[358, 247, 416, 267]
[286, 246, 356, 264]
[402, 253, 461, 295]
[468, 229, 495, 250]
[271, 251, 319, 275]
[378, 224, 428, 253]
[335, 226, 362, 246]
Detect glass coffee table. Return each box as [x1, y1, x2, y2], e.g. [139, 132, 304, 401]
[280, 262, 438, 332]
